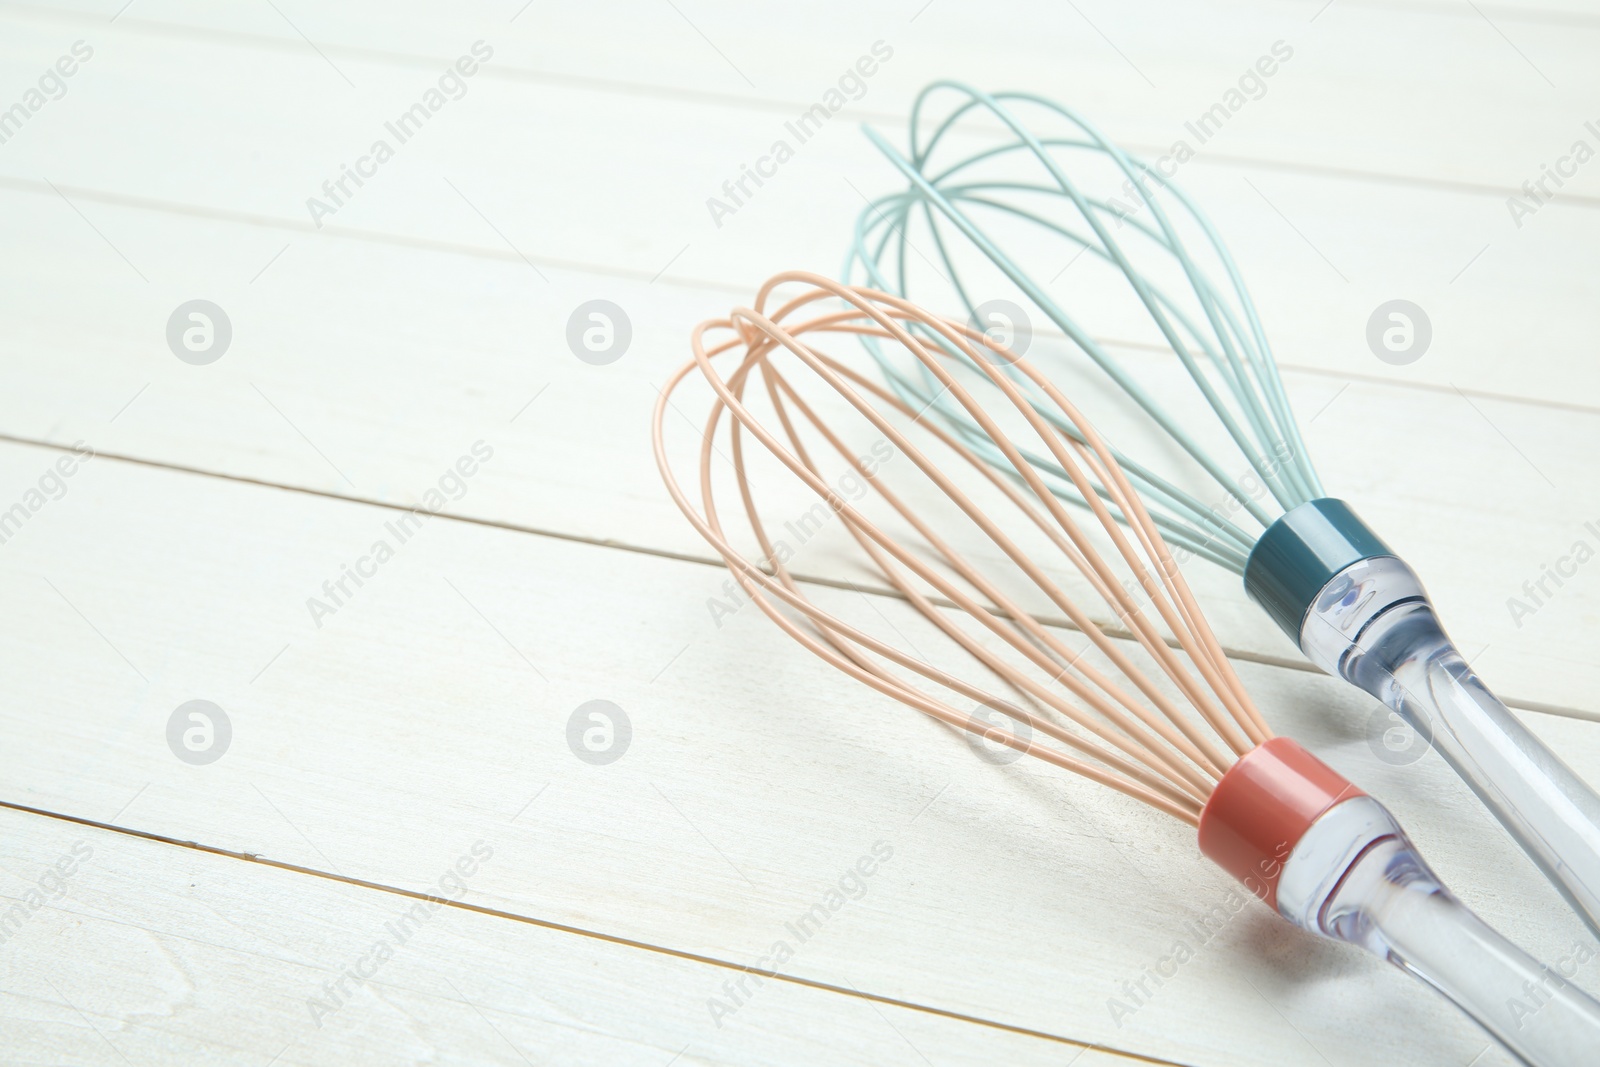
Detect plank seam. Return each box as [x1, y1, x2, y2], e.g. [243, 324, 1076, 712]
[0, 796, 1198, 1067]
[3, 1, 1600, 211]
[0, 429, 1592, 724]
[4, 174, 1596, 418]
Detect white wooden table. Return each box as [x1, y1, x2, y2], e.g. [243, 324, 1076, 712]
[2, 2, 1599, 1063]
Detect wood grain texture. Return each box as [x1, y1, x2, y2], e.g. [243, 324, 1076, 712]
[14, 0, 1600, 198]
[1, 1, 1598, 1064]
[0, 436, 1590, 1066]
[0, 7, 1597, 406]
[0, 805, 1134, 1066]
[0, 191, 1594, 713]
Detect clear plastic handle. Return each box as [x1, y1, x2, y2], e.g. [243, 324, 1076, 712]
[1303, 557, 1600, 944]
[1278, 797, 1600, 1066]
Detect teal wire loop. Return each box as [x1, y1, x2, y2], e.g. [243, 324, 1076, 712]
[843, 82, 1324, 576]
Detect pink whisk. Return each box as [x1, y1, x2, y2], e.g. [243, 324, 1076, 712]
[652, 272, 1600, 1065]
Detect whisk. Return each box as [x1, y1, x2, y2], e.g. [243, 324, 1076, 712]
[845, 82, 1600, 944]
[652, 273, 1600, 1065]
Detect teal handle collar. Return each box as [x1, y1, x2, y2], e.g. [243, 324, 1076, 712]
[1243, 498, 1393, 640]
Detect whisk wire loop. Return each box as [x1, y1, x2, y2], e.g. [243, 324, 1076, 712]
[655, 273, 1276, 827]
[846, 82, 1328, 573]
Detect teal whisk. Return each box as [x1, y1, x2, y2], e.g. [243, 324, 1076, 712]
[845, 81, 1600, 942]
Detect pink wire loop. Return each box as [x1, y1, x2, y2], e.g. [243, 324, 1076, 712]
[653, 273, 1274, 827]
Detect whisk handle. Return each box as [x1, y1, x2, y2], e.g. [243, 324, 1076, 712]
[1203, 746, 1600, 1064]
[1244, 500, 1600, 943]
[1277, 796, 1600, 1067]
[1298, 555, 1600, 945]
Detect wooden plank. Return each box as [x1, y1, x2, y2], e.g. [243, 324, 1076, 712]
[11, 0, 1600, 200]
[1, 4, 1593, 1065]
[0, 805, 1112, 1066]
[0, 192, 1596, 714]
[0, 10, 1597, 410]
[0, 435, 1583, 1065]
